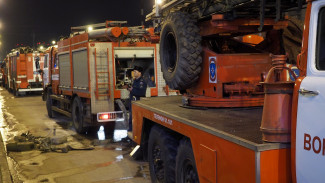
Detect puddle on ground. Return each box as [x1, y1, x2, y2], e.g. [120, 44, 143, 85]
[135, 165, 150, 179]
[116, 154, 123, 161]
[115, 147, 122, 151]
[0, 90, 151, 182]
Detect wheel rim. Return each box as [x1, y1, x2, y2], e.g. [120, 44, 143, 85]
[182, 159, 199, 183]
[152, 143, 164, 182]
[165, 31, 177, 73]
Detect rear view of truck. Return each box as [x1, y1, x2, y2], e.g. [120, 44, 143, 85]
[6, 47, 43, 96]
[44, 21, 176, 133]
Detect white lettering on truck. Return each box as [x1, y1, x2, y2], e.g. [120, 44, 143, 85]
[154, 113, 173, 125]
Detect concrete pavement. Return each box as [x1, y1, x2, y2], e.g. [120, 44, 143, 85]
[0, 87, 150, 182]
[0, 130, 12, 183]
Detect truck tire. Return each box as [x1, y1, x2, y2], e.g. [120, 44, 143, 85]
[148, 126, 178, 183]
[160, 12, 202, 90]
[5, 77, 8, 89]
[72, 97, 86, 134]
[13, 83, 18, 97]
[46, 90, 54, 118]
[42, 89, 47, 101]
[283, 16, 304, 64]
[176, 139, 199, 183]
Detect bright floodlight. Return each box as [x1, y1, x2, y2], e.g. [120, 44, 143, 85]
[40, 46, 44, 50]
[157, 0, 163, 4]
[88, 26, 93, 32]
[52, 40, 56, 45]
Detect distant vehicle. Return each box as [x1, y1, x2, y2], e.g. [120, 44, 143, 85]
[5, 47, 44, 96]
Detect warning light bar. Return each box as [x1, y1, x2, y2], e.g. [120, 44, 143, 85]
[97, 111, 124, 122]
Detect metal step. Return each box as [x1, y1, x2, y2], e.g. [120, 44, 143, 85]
[50, 95, 71, 104]
[51, 106, 72, 118]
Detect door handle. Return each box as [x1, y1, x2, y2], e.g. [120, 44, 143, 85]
[299, 88, 319, 96]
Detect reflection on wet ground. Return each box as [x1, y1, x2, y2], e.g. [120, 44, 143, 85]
[0, 88, 150, 183]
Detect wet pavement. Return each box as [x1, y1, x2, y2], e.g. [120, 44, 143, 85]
[0, 87, 150, 183]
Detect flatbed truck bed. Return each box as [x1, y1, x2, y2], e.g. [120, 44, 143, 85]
[132, 96, 291, 182]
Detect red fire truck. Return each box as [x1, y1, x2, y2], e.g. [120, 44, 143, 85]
[44, 21, 177, 133]
[6, 47, 44, 96]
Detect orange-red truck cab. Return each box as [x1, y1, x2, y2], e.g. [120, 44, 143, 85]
[131, 0, 325, 182]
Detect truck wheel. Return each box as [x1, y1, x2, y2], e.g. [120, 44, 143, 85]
[176, 139, 199, 183]
[160, 12, 202, 90]
[148, 126, 178, 183]
[72, 97, 86, 134]
[13, 84, 18, 97]
[46, 91, 54, 118]
[42, 89, 47, 101]
[5, 78, 8, 89]
[283, 16, 304, 64]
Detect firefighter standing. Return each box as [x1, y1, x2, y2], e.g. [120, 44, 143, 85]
[127, 66, 147, 131]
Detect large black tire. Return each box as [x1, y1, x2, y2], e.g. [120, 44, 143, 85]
[160, 12, 202, 90]
[72, 97, 87, 134]
[283, 16, 304, 64]
[5, 78, 8, 89]
[42, 89, 47, 101]
[46, 89, 54, 118]
[148, 126, 178, 183]
[176, 139, 199, 183]
[13, 83, 18, 97]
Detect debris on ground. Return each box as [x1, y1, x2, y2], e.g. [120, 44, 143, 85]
[6, 142, 34, 152]
[93, 139, 111, 146]
[6, 131, 94, 153]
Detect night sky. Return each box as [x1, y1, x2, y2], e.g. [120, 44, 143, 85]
[0, 0, 154, 59]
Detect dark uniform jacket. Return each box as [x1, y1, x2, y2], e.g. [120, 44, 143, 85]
[130, 76, 147, 100]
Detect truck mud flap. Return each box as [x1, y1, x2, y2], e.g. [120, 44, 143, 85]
[115, 99, 128, 130]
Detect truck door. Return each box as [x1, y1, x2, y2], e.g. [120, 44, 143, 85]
[296, 1, 325, 182]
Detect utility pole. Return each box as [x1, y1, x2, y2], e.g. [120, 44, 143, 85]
[140, 0, 144, 26]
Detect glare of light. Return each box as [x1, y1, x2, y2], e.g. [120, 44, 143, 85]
[39, 46, 44, 50]
[97, 125, 105, 140]
[113, 129, 127, 142]
[157, 0, 163, 4]
[0, 42, 2, 46]
[115, 155, 123, 161]
[102, 114, 109, 120]
[88, 26, 93, 32]
[52, 41, 56, 45]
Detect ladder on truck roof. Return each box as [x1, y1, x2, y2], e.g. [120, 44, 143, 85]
[94, 48, 110, 100]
